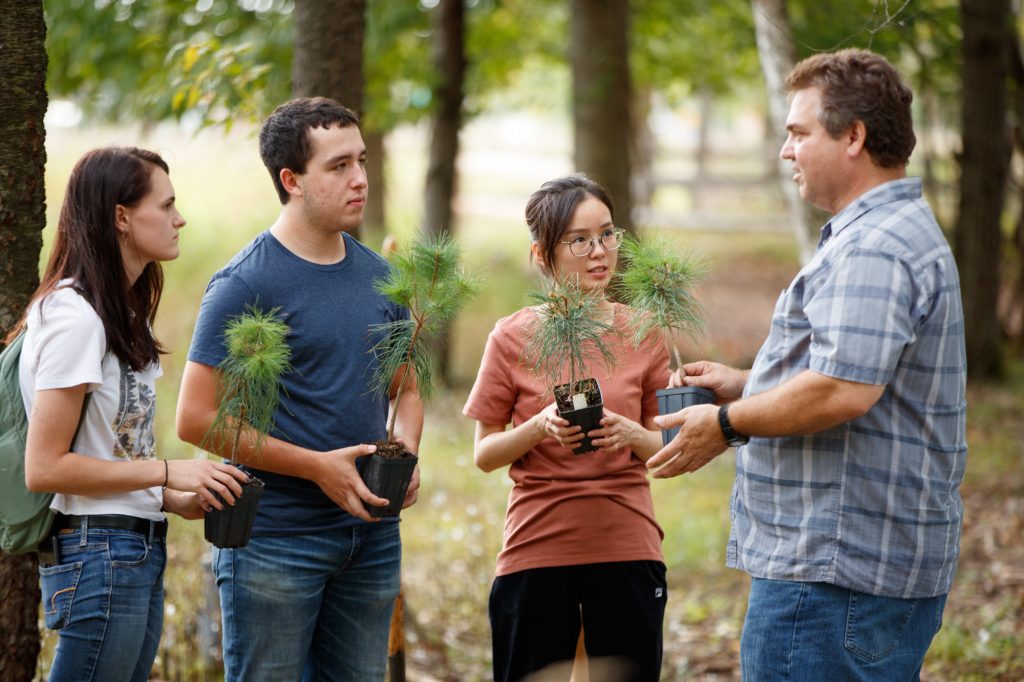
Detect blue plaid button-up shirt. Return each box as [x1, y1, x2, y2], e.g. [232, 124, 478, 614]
[729, 178, 967, 599]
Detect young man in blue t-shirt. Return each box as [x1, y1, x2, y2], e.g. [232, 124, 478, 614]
[177, 97, 424, 682]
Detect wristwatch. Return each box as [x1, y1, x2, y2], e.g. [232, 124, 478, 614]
[718, 404, 749, 447]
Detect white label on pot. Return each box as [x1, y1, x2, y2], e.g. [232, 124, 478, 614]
[572, 392, 588, 410]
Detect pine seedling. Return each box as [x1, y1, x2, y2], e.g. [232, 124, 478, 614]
[615, 233, 706, 369]
[522, 275, 620, 407]
[369, 232, 480, 442]
[202, 306, 292, 463]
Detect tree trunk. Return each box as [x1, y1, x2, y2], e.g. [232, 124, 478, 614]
[292, 0, 366, 239]
[1007, 24, 1024, 346]
[363, 129, 386, 245]
[630, 87, 655, 215]
[0, 1, 47, 679]
[750, 0, 826, 263]
[570, 0, 633, 230]
[291, 0, 365, 113]
[694, 86, 713, 211]
[956, 0, 1010, 380]
[422, 0, 465, 386]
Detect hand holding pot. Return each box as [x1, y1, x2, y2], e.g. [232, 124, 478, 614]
[647, 403, 725, 478]
[314, 443, 389, 522]
[588, 408, 642, 455]
[672, 361, 748, 402]
[162, 490, 208, 520]
[535, 402, 584, 450]
[166, 459, 251, 510]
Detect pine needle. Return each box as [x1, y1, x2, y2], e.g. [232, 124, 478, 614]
[369, 231, 480, 439]
[614, 234, 707, 363]
[522, 276, 620, 395]
[202, 305, 292, 463]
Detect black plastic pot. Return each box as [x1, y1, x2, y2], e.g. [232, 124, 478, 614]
[204, 475, 265, 549]
[655, 386, 715, 446]
[362, 453, 418, 518]
[554, 378, 604, 455]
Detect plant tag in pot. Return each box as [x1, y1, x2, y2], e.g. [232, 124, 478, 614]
[571, 392, 588, 410]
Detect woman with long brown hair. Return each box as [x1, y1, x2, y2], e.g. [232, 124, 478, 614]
[14, 147, 248, 681]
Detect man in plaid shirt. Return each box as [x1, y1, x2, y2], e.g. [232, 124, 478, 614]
[649, 49, 966, 680]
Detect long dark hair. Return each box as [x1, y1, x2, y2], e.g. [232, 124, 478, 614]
[525, 173, 615, 275]
[10, 147, 170, 371]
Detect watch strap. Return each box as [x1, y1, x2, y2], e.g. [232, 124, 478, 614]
[718, 403, 749, 447]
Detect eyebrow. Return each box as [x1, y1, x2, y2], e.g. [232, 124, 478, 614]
[324, 150, 366, 167]
[564, 224, 613, 235]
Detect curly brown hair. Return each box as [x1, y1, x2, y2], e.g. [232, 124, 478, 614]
[786, 49, 915, 168]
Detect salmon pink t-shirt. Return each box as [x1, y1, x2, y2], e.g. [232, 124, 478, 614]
[463, 303, 671, 576]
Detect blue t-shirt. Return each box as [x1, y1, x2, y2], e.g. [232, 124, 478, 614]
[188, 231, 406, 534]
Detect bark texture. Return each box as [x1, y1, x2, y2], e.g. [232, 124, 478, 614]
[423, 0, 466, 386]
[956, 0, 1010, 379]
[0, 1, 47, 679]
[291, 0, 366, 239]
[570, 0, 633, 229]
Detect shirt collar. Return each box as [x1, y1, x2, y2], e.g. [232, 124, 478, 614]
[823, 177, 923, 243]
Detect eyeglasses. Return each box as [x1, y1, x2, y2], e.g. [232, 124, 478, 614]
[559, 228, 625, 257]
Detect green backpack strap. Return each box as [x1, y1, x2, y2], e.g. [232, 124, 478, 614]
[0, 331, 92, 555]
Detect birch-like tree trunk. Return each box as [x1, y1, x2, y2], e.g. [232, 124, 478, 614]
[751, 0, 826, 263]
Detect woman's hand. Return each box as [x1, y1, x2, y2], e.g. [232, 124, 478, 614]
[535, 402, 584, 450]
[161, 490, 206, 520]
[166, 459, 251, 510]
[588, 408, 641, 453]
[588, 408, 664, 460]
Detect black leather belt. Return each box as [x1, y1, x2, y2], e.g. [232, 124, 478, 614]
[52, 514, 168, 538]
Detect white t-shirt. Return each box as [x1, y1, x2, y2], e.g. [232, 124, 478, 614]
[18, 284, 164, 520]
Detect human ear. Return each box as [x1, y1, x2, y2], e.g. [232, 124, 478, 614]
[530, 241, 549, 274]
[846, 120, 867, 158]
[114, 205, 130, 233]
[280, 168, 303, 197]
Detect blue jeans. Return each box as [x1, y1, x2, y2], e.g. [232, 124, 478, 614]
[741, 578, 947, 681]
[39, 527, 166, 682]
[213, 521, 402, 682]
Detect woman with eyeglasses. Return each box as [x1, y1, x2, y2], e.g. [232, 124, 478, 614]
[464, 174, 670, 681]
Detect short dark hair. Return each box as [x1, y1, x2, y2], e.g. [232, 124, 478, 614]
[15, 147, 169, 370]
[786, 48, 915, 168]
[525, 174, 615, 274]
[259, 97, 360, 204]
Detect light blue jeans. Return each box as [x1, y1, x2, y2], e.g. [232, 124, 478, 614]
[741, 578, 947, 681]
[40, 527, 166, 682]
[213, 521, 402, 682]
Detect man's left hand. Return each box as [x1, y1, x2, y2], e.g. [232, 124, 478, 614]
[647, 404, 727, 478]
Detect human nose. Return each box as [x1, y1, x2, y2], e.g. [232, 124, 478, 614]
[174, 209, 186, 229]
[780, 135, 795, 161]
[351, 164, 368, 190]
